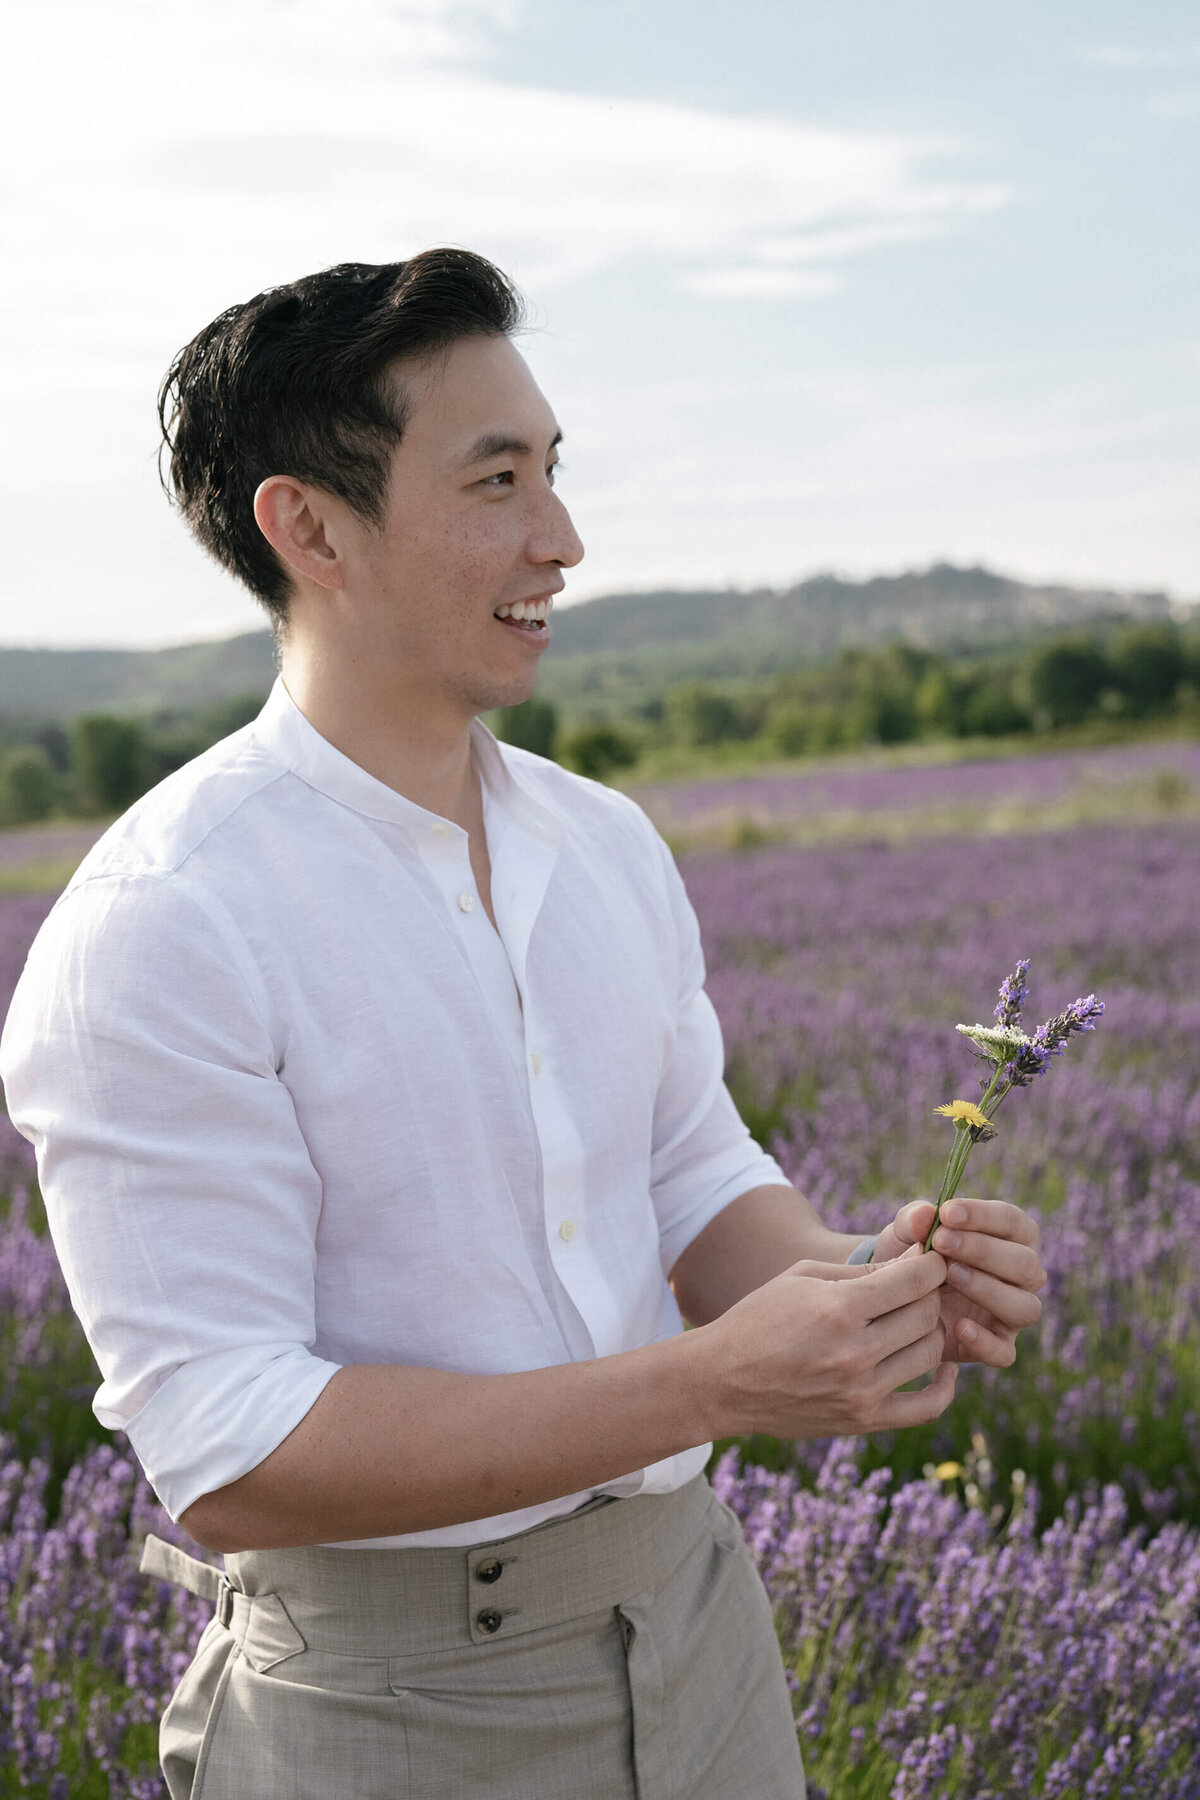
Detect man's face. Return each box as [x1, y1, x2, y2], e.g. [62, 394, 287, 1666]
[341, 333, 584, 721]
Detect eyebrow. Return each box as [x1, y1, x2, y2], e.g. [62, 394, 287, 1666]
[458, 427, 563, 467]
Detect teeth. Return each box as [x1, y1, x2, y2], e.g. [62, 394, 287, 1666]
[495, 597, 555, 624]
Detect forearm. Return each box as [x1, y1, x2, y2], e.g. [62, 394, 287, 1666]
[669, 1183, 866, 1325]
[180, 1335, 712, 1553]
[182, 1186, 872, 1553]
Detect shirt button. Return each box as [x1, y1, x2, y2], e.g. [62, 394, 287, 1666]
[476, 1609, 503, 1634]
[457, 893, 475, 913]
[475, 1560, 503, 1584]
[558, 1219, 576, 1243]
[530, 1052, 542, 1076]
[431, 821, 452, 837]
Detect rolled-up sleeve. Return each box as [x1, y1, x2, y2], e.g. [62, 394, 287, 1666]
[645, 833, 788, 1276]
[0, 872, 342, 1522]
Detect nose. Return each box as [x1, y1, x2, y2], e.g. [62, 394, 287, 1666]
[530, 488, 584, 570]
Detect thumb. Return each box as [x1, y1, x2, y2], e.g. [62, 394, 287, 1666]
[878, 1201, 937, 1260]
[791, 1244, 925, 1283]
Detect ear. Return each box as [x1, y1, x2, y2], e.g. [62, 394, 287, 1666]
[253, 476, 343, 593]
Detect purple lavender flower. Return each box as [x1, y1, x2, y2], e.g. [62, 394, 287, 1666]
[994, 958, 1031, 1030]
[719, 1439, 1200, 1800]
[928, 967, 1105, 1245]
[0, 788, 1196, 1793]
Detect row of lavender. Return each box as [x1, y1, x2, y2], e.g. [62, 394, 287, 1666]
[2, 803, 1198, 1795]
[1, 1429, 1195, 1800]
[632, 737, 1200, 836]
[692, 818, 1200, 1527]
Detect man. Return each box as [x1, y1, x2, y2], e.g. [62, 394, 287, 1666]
[0, 250, 1045, 1799]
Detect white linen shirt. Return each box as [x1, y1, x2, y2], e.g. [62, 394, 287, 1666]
[0, 678, 786, 1547]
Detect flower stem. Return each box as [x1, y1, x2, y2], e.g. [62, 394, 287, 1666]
[923, 1063, 1010, 1250]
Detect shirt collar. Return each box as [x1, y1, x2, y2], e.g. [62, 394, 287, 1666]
[251, 676, 563, 845]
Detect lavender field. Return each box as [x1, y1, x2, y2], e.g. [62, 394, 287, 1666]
[1, 767, 1198, 1796]
[632, 737, 1200, 849]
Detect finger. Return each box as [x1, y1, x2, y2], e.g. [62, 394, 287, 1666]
[875, 1361, 959, 1430]
[865, 1288, 944, 1361]
[947, 1313, 1018, 1368]
[881, 1200, 937, 1254]
[941, 1261, 1044, 1330]
[783, 1260, 883, 1284]
[873, 1321, 946, 1390]
[937, 1198, 1040, 1250]
[851, 1246, 948, 1322]
[931, 1227, 1047, 1291]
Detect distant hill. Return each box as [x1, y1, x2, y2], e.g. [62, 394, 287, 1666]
[0, 564, 1184, 723]
[0, 631, 279, 723]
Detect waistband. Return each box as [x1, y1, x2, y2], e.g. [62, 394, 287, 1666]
[140, 1474, 725, 1674]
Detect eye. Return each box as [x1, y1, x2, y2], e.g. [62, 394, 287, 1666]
[547, 461, 564, 485]
[480, 470, 514, 487]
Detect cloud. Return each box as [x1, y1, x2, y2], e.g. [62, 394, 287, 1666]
[681, 267, 841, 300]
[1075, 42, 1200, 70]
[1148, 88, 1200, 121]
[0, 0, 1009, 402]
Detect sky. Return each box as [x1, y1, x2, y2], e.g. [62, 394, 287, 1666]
[1, 0, 1197, 648]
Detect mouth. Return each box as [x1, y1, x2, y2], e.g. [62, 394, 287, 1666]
[493, 595, 554, 640]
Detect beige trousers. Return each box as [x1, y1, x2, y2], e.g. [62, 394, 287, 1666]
[142, 1474, 805, 1799]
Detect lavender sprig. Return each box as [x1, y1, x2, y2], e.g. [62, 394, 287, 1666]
[924, 966, 1104, 1251]
[994, 957, 1030, 1030]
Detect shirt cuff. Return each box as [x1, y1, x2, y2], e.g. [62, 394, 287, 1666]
[114, 1343, 343, 1522]
[845, 1235, 878, 1265]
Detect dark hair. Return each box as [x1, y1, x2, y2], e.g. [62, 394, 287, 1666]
[158, 249, 525, 627]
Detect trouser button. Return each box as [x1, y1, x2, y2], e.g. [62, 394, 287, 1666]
[476, 1609, 503, 1634]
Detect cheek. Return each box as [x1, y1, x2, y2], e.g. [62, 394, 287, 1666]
[447, 519, 524, 591]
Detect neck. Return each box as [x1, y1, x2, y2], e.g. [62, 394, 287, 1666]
[279, 639, 478, 827]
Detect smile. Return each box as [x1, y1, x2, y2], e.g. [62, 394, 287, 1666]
[494, 597, 553, 627]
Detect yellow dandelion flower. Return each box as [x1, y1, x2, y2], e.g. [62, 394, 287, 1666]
[934, 1099, 992, 1131]
[935, 1461, 963, 1481]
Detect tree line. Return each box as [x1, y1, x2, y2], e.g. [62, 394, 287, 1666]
[508, 619, 1200, 778]
[0, 620, 1196, 823]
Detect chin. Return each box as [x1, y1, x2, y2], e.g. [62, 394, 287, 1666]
[468, 673, 540, 717]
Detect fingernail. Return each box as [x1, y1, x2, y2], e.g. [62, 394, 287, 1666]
[901, 1243, 922, 1260]
[935, 1229, 962, 1253]
[960, 1321, 978, 1344]
[943, 1202, 967, 1226]
[948, 1263, 970, 1287]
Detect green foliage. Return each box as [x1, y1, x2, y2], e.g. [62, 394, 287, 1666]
[0, 745, 57, 823]
[853, 682, 919, 745]
[561, 723, 639, 780]
[69, 714, 151, 814]
[1029, 639, 1113, 727]
[202, 691, 271, 738]
[33, 723, 71, 774]
[914, 667, 958, 735]
[959, 682, 1033, 738]
[146, 725, 212, 782]
[495, 697, 559, 759]
[666, 681, 747, 747]
[766, 706, 811, 757]
[1111, 621, 1185, 716]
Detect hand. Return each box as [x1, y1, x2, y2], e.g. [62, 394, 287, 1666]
[872, 1198, 1046, 1367]
[695, 1245, 957, 1441]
